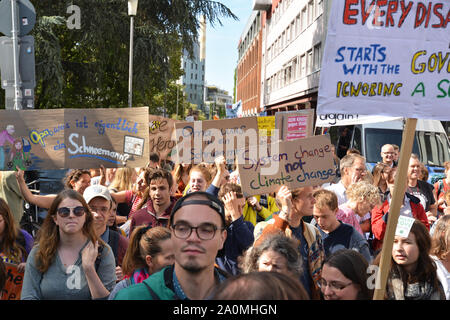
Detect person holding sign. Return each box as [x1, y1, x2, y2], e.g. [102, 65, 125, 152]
[21, 189, 116, 300]
[217, 183, 254, 275]
[373, 220, 445, 300]
[15, 168, 91, 210]
[183, 156, 229, 197]
[253, 186, 325, 300]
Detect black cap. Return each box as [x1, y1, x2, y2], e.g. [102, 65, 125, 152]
[170, 191, 225, 227]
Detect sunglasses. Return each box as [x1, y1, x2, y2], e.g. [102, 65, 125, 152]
[57, 206, 86, 218]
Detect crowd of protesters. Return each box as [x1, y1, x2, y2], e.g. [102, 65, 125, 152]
[0, 147, 449, 301]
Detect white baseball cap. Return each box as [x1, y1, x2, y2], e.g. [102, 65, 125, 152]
[83, 185, 112, 204]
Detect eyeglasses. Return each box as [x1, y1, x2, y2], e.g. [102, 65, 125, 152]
[172, 223, 223, 240]
[57, 206, 86, 218]
[317, 278, 353, 291]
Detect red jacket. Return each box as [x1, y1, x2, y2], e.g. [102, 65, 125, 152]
[371, 194, 429, 252]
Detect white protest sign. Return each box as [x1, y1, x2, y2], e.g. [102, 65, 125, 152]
[315, 114, 401, 127]
[317, 0, 450, 120]
[395, 215, 416, 238]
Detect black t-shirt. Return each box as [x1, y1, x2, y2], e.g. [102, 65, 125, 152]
[407, 180, 435, 212]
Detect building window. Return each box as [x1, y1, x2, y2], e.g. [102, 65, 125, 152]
[300, 54, 306, 78]
[296, 15, 300, 36]
[314, 43, 322, 71]
[317, 0, 323, 17]
[301, 7, 307, 31]
[308, 1, 314, 25]
[307, 49, 313, 75]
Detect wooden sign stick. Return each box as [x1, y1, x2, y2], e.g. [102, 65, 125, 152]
[373, 118, 417, 300]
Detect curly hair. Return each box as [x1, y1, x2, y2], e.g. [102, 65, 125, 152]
[430, 215, 450, 261]
[346, 181, 381, 206]
[63, 169, 91, 189]
[239, 234, 302, 277]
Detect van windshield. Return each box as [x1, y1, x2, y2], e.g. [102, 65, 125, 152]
[365, 129, 420, 164]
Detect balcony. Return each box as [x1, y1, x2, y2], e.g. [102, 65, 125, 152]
[253, 0, 272, 11]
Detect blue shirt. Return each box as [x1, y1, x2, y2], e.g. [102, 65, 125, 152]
[290, 222, 312, 299]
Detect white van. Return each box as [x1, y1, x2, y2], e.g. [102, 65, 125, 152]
[349, 119, 450, 183]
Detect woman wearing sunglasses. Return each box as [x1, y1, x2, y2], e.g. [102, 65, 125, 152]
[15, 168, 91, 210]
[21, 189, 116, 300]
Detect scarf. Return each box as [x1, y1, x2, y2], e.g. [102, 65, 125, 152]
[388, 272, 443, 300]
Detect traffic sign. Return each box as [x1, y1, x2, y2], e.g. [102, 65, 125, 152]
[0, 0, 36, 37]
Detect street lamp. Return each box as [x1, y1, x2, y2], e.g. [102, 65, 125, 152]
[128, 0, 138, 108]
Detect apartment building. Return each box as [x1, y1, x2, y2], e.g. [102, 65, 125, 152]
[252, 0, 330, 115]
[236, 11, 263, 115]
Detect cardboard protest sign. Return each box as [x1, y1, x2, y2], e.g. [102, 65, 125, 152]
[275, 110, 314, 141]
[0, 108, 149, 170]
[175, 116, 273, 164]
[238, 135, 335, 197]
[317, 0, 450, 120]
[148, 115, 182, 160]
[1, 263, 24, 300]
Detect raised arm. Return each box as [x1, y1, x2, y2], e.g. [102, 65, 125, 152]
[15, 168, 56, 210]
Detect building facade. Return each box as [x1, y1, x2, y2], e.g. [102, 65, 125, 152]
[205, 85, 233, 119]
[248, 0, 330, 115]
[180, 17, 207, 113]
[236, 11, 263, 116]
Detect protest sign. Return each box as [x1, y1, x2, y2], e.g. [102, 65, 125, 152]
[0, 108, 149, 170]
[315, 114, 401, 127]
[275, 110, 314, 141]
[317, 0, 450, 121]
[148, 115, 182, 160]
[0, 263, 23, 300]
[174, 116, 276, 164]
[238, 135, 335, 197]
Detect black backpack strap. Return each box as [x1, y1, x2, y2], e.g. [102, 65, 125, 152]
[108, 229, 120, 266]
[95, 244, 104, 272]
[142, 281, 161, 300]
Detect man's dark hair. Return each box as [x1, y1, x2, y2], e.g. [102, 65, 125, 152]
[149, 152, 160, 164]
[144, 168, 173, 189]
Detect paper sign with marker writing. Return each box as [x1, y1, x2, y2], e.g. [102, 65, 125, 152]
[238, 135, 336, 197]
[148, 115, 182, 160]
[395, 215, 416, 238]
[317, 0, 450, 120]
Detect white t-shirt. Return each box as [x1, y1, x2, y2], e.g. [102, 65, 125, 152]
[431, 255, 450, 300]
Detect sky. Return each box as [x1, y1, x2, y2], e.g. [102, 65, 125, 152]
[205, 0, 254, 98]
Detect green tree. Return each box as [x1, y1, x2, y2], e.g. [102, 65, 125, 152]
[25, 0, 237, 110]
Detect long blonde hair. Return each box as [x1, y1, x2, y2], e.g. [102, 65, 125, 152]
[108, 167, 136, 191]
[35, 190, 101, 273]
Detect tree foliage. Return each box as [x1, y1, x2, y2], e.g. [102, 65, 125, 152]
[27, 0, 237, 111]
